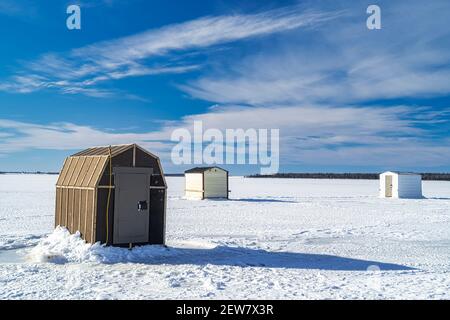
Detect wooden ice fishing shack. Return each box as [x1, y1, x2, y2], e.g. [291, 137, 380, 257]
[55, 144, 167, 246]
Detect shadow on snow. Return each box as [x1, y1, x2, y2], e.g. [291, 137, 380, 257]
[230, 198, 297, 203]
[93, 245, 414, 271]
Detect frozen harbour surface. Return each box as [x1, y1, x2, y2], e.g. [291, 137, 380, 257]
[0, 174, 449, 299]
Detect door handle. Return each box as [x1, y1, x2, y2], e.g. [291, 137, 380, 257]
[137, 200, 148, 211]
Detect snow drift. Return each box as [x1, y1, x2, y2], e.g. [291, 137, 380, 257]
[28, 227, 172, 264]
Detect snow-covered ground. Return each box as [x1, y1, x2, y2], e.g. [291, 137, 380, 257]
[0, 174, 449, 299]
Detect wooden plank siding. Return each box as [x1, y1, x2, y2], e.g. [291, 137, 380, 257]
[55, 144, 167, 245]
[62, 187, 68, 227]
[55, 188, 61, 227]
[56, 157, 69, 186]
[85, 189, 94, 243]
[80, 189, 87, 238]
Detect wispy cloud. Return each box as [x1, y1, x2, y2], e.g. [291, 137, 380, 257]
[70, 0, 135, 8]
[180, 0, 450, 105]
[0, 0, 37, 17]
[0, 119, 170, 155]
[1, 103, 448, 169]
[172, 0, 450, 169]
[0, 6, 342, 98]
[2, 1, 449, 171]
[0, 0, 20, 15]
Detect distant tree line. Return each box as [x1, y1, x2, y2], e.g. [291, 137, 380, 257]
[0, 171, 59, 175]
[1, 171, 450, 181]
[246, 173, 450, 181]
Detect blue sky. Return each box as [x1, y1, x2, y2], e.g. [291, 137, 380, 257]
[0, 0, 449, 174]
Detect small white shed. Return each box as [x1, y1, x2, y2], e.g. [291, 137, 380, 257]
[379, 171, 422, 199]
[185, 167, 229, 200]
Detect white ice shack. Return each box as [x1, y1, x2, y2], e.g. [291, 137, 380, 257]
[379, 171, 423, 199]
[185, 167, 229, 200]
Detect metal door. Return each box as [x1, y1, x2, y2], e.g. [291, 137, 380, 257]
[113, 167, 152, 244]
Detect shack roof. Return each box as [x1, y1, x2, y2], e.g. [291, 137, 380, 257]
[185, 166, 228, 174]
[57, 144, 163, 188]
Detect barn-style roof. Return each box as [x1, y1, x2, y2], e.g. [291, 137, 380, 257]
[72, 144, 134, 157]
[185, 166, 228, 174]
[56, 155, 108, 188]
[71, 143, 158, 158]
[57, 144, 163, 188]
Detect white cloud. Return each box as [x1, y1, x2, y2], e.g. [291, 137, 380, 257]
[180, 0, 450, 105]
[171, 104, 450, 168]
[2, 1, 449, 170]
[0, 119, 174, 163]
[0, 0, 20, 15]
[1, 103, 448, 169]
[0, 0, 38, 18]
[0, 6, 342, 98]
